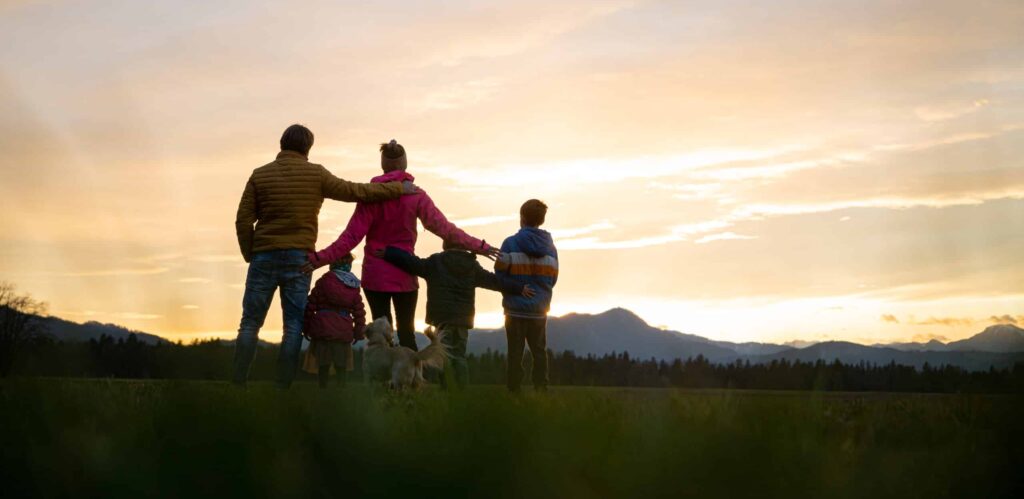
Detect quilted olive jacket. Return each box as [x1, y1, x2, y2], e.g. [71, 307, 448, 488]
[235, 150, 403, 261]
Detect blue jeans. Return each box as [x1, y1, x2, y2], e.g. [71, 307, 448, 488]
[233, 249, 311, 387]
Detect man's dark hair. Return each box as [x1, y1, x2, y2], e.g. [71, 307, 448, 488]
[520, 199, 548, 227]
[280, 124, 314, 156]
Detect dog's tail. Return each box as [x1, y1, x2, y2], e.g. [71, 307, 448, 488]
[415, 326, 449, 371]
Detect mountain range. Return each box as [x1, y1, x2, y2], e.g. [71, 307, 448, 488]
[28, 307, 1024, 371]
[461, 308, 1024, 371]
[36, 315, 166, 345]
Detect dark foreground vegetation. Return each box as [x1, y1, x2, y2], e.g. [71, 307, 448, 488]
[8, 334, 1024, 393]
[1, 379, 1021, 498]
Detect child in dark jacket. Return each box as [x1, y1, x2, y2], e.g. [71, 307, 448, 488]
[375, 241, 533, 389]
[302, 253, 366, 388]
[494, 200, 558, 392]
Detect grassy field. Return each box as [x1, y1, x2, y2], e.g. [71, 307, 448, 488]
[1, 379, 1021, 498]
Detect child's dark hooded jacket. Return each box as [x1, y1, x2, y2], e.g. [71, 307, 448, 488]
[382, 247, 524, 329]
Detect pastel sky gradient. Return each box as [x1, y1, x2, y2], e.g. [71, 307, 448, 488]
[1, 0, 1022, 345]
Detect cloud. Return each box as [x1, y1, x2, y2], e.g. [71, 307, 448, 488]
[674, 220, 734, 237]
[418, 79, 502, 111]
[557, 220, 736, 250]
[873, 130, 999, 153]
[56, 310, 163, 320]
[558, 231, 695, 250]
[134, 253, 183, 263]
[695, 158, 831, 182]
[989, 314, 1018, 325]
[656, 182, 725, 201]
[182, 304, 200, 310]
[450, 215, 517, 227]
[729, 190, 1024, 219]
[695, 232, 757, 244]
[189, 254, 238, 263]
[913, 99, 989, 122]
[113, 312, 162, 320]
[48, 267, 170, 277]
[417, 1, 636, 67]
[549, 221, 615, 239]
[420, 148, 791, 188]
[882, 314, 975, 327]
[177, 276, 212, 284]
[912, 316, 975, 327]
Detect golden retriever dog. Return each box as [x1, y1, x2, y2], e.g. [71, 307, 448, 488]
[362, 317, 447, 389]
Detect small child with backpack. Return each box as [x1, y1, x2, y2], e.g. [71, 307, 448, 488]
[302, 253, 366, 388]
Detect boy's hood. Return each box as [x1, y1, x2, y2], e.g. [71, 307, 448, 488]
[371, 170, 415, 183]
[514, 227, 555, 258]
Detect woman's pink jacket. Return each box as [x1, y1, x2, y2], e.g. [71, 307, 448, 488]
[312, 170, 491, 292]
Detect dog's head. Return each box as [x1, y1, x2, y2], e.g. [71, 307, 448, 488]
[364, 316, 395, 346]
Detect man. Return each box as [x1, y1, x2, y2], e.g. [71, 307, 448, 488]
[494, 199, 558, 392]
[233, 124, 417, 388]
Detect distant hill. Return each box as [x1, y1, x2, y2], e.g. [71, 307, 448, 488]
[465, 308, 746, 362]
[874, 339, 951, 352]
[947, 324, 1024, 352]
[26, 307, 1024, 371]
[37, 315, 165, 344]
[748, 341, 1023, 371]
[873, 324, 1024, 353]
[456, 309, 1024, 371]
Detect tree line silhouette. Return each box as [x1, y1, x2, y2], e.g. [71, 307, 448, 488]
[8, 333, 1024, 393]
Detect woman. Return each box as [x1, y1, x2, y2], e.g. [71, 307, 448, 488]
[305, 140, 500, 350]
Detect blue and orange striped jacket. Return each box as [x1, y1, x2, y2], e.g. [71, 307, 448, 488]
[494, 227, 558, 319]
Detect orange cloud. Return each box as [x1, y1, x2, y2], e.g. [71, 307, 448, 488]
[913, 317, 975, 327]
[989, 315, 1019, 325]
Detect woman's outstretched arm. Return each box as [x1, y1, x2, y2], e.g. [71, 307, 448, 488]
[416, 193, 499, 259]
[308, 204, 374, 270]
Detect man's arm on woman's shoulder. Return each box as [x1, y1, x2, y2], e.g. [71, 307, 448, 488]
[319, 166, 403, 202]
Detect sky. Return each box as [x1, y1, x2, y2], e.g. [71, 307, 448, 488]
[1, 0, 1022, 345]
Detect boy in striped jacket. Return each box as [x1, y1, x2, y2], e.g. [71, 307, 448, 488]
[494, 199, 558, 392]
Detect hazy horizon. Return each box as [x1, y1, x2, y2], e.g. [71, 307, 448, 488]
[41, 304, 1024, 350]
[2, 0, 1023, 345]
